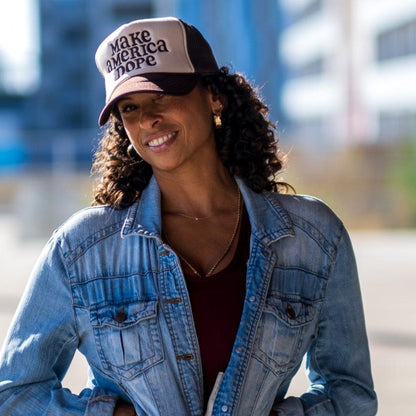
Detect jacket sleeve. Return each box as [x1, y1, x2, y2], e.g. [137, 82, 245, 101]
[298, 226, 378, 415]
[0, 236, 118, 415]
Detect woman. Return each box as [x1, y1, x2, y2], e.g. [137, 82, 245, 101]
[0, 17, 377, 415]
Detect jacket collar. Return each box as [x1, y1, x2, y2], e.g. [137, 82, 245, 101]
[235, 177, 294, 246]
[121, 176, 162, 239]
[121, 175, 294, 245]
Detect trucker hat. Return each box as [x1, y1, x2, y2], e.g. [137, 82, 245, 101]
[95, 17, 219, 125]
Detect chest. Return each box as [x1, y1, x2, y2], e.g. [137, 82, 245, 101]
[162, 209, 243, 278]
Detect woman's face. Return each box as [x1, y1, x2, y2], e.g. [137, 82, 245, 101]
[116, 85, 221, 174]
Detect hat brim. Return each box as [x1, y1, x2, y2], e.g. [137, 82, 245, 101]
[98, 73, 199, 125]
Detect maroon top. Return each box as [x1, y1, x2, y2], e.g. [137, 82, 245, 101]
[184, 208, 250, 403]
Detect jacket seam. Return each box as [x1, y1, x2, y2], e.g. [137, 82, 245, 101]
[309, 226, 346, 390]
[70, 270, 163, 289]
[327, 226, 345, 274]
[57, 242, 82, 341]
[51, 333, 78, 371]
[89, 394, 118, 403]
[66, 225, 124, 267]
[305, 398, 332, 414]
[286, 211, 340, 261]
[247, 370, 269, 415]
[274, 265, 328, 281]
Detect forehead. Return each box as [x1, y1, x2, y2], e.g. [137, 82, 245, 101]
[117, 92, 163, 104]
[117, 84, 210, 105]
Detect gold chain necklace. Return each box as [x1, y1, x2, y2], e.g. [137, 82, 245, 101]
[163, 188, 242, 278]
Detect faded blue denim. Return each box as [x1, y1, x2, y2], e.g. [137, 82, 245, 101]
[0, 176, 377, 415]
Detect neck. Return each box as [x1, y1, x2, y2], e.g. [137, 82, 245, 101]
[155, 163, 237, 218]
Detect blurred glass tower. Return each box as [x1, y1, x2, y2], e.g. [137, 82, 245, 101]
[6, 0, 285, 170]
[279, 0, 416, 147]
[161, 0, 286, 127]
[24, 0, 155, 168]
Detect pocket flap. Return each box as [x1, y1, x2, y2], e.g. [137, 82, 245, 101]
[92, 299, 158, 329]
[265, 295, 315, 327]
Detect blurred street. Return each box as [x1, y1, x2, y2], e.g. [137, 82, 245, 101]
[0, 214, 415, 415]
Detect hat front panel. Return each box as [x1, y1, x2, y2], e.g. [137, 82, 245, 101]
[97, 18, 195, 102]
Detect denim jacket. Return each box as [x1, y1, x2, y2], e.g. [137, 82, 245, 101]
[0, 176, 377, 415]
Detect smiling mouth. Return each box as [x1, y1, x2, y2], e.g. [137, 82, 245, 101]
[147, 132, 176, 147]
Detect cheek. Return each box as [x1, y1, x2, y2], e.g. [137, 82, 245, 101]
[124, 127, 134, 143]
[123, 129, 145, 159]
[123, 124, 141, 148]
[185, 107, 213, 135]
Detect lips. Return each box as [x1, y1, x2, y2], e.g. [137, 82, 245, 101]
[147, 132, 176, 148]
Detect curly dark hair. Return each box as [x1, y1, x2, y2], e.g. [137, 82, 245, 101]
[91, 66, 291, 208]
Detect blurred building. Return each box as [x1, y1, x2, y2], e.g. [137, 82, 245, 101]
[279, 0, 416, 147]
[363, 0, 416, 142]
[0, 0, 286, 171]
[0, 96, 27, 175]
[2, 0, 415, 170]
[22, 0, 155, 169]
[163, 0, 286, 127]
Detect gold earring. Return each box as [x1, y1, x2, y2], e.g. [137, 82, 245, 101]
[213, 113, 222, 129]
[127, 144, 143, 162]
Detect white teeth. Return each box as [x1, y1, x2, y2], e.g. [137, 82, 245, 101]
[148, 132, 175, 147]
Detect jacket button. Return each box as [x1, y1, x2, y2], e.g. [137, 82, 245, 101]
[221, 405, 228, 412]
[115, 308, 127, 323]
[286, 303, 296, 319]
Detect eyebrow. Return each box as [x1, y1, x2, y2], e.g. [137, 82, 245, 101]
[117, 96, 132, 103]
[117, 92, 165, 103]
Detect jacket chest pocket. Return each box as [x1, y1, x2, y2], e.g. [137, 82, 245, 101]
[253, 294, 319, 374]
[90, 299, 164, 379]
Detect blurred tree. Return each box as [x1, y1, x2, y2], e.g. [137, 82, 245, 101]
[389, 138, 416, 227]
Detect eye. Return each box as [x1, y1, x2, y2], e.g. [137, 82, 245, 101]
[152, 93, 166, 104]
[118, 102, 137, 114]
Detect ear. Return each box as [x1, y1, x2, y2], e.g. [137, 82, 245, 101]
[201, 84, 224, 113]
[208, 93, 226, 115]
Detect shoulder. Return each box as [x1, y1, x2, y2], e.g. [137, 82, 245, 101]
[274, 193, 342, 225]
[51, 204, 128, 251]
[270, 192, 346, 245]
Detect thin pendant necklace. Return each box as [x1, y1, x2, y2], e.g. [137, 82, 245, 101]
[175, 212, 213, 221]
[163, 188, 242, 278]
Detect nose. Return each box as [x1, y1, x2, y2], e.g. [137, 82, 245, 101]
[139, 109, 161, 130]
